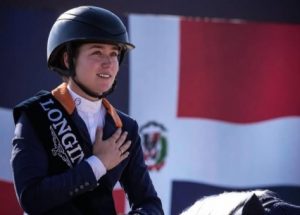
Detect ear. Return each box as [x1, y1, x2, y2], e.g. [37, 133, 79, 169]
[63, 52, 69, 69]
[242, 194, 265, 215]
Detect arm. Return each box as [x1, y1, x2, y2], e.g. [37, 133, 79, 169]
[120, 121, 164, 215]
[11, 113, 98, 214]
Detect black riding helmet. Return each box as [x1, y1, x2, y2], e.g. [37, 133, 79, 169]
[47, 6, 135, 98]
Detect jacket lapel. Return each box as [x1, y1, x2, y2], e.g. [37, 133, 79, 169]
[103, 113, 118, 140]
[72, 110, 93, 146]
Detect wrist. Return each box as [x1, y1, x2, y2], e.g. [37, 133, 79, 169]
[85, 155, 107, 180]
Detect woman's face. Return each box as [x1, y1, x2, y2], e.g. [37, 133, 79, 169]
[68, 43, 120, 100]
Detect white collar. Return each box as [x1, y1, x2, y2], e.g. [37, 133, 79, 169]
[67, 85, 102, 114]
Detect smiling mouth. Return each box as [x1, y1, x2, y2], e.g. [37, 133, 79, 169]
[97, 73, 111, 79]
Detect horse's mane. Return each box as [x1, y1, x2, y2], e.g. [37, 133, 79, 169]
[180, 190, 272, 215]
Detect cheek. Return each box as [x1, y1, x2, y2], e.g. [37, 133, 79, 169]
[113, 63, 119, 75]
[75, 60, 96, 77]
[75, 65, 86, 79]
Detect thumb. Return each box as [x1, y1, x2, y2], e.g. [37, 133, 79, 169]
[96, 127, 103, 142]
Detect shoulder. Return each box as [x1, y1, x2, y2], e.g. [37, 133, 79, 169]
[15, 90, 50, 107]
[13, 90, 51, 124]
[116, 109, 139, 131]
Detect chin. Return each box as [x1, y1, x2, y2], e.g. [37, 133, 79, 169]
[97, 87, 110, 95]
[94, 83, 113, 94]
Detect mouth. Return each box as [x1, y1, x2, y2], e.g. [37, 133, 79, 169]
[96, 73, 112, 79]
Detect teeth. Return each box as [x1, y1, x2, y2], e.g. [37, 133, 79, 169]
[97, 74, 110, 78]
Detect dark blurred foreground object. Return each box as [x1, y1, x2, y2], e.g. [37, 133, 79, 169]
[180, 190, 300, 215]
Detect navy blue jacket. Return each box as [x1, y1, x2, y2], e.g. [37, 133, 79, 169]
[11, 84, 164, 215]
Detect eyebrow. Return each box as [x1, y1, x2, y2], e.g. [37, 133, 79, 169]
[89, 44, 120, 51]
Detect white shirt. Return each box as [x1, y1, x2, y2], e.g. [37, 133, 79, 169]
[68, 85, 107, 180]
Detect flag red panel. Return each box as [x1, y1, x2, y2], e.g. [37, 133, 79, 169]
[178, 19, 300, 122]
[0, 181, 23, 214]
[113, 188, 126, 214]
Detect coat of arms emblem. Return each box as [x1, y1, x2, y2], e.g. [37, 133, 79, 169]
[140, 121, 167, 171]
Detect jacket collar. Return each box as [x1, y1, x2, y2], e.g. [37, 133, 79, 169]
[51, 83, 123, 128]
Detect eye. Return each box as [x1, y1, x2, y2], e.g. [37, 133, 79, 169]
[110, 51, 120, 57]
[92, 51, 102, 56]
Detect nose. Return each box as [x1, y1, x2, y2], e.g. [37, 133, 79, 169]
[101, 55, 113, 66]
[101, 55, 119, 69]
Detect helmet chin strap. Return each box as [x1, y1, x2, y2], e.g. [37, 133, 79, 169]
[72, 77, 117, 100]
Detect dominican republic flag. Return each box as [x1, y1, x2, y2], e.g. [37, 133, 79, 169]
[129, 14, 300, 214]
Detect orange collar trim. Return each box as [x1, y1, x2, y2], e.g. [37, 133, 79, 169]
[51, 83, 75, 115]
[102, 98, 123, 128]
[51, 83, 122, 128]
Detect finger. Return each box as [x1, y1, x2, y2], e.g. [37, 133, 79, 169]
[95, 127, 103, 142]
[116, 131, 128, 146]
[120, 151, 130, 160]
[111, 128, 122, 142]
[119, 147, 123, 155]
[119, 140, 131, 153]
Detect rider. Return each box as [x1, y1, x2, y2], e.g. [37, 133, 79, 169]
[11, 6, 164, 215]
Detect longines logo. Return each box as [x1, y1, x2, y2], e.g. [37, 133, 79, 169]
[140, 121, 168, 171]
[39, 98, 84, 167]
